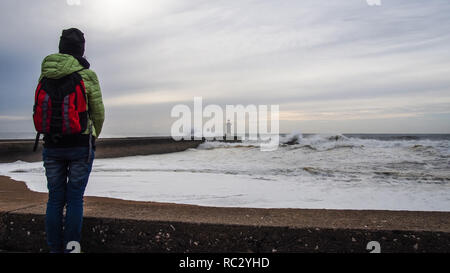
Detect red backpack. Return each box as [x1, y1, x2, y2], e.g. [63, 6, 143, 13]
[33, 70, 88, 150]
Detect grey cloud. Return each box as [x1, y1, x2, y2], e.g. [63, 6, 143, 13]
[0, 0, 449, 135]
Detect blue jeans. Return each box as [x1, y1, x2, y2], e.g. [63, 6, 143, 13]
[43, 146, 94, 253]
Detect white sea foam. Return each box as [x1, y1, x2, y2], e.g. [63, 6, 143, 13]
[0, 134, 449, 211]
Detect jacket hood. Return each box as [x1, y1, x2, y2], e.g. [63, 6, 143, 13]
[40, 53, 84, 79]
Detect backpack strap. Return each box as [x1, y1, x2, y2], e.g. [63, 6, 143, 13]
[33, 133, 41, 152]
[86, 113, 93, 163]
[77, 69, 94, 163]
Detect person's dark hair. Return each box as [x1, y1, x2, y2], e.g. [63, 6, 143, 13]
[59, 28, 90, 69]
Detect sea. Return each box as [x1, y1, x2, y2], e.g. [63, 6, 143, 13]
[0, 133, 449, 211]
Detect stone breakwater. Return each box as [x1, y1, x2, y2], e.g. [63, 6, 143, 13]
[0, 137, 203, 163]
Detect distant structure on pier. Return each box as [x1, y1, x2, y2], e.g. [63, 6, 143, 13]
[226, 120, 232, 138]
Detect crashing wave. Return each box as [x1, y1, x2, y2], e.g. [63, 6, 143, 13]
[280, 131, 303, 145]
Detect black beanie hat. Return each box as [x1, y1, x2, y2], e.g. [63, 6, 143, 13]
[59, 28, 85, 57]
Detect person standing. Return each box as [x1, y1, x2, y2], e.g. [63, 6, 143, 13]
[34, 28, 105, 253]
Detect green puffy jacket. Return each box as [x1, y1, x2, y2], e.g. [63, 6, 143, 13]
[39, 53, 105, 138]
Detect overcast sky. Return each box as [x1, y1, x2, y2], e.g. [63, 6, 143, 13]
[1, 0, 449, 136]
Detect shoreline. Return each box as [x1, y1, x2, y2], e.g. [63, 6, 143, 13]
[1, 175, 449, 252]
[1, 136, 449, 252]
[2, 175, 449, 230]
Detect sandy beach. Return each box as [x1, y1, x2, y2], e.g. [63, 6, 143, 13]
[2, 135, 449, 211]
[1, 175, 449, 232]
[2, 174, 450, 253]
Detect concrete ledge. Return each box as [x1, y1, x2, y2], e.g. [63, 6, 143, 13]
[2, 212, 449, 253]
[0, 137, 203, 163]
[1, 176, 449, 253]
